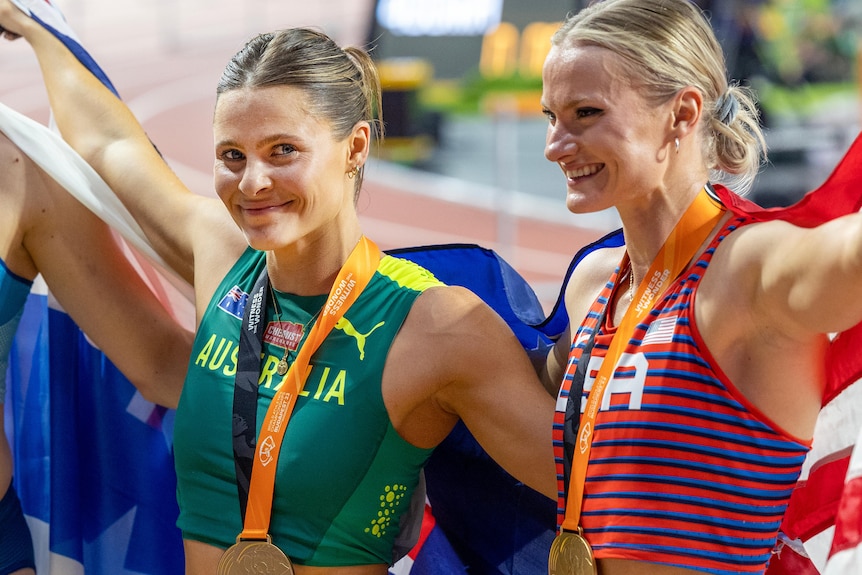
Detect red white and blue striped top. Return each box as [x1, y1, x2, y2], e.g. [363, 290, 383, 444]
[553, 216, 811, 575]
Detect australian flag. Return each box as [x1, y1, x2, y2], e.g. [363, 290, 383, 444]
[218, 285, 249, 320]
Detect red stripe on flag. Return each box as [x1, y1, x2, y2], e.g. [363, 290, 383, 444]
[825, 324, 862, 406]
[781, 450, 852, 541]
[715, 132, 862, 228]
[408, 504, 437, 561]
[830, 472, 862, 556]
[765, 540, 821, 575]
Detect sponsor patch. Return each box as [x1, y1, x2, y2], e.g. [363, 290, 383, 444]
[264, 321, 304, 351]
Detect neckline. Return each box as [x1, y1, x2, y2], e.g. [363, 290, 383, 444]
[269, 289, 329, 318]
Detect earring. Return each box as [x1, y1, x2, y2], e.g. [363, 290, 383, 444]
[347, 166, 359, 179]
[674, 137, 680, 155]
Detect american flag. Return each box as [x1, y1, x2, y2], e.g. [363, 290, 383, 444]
[641, 315, 678, 346]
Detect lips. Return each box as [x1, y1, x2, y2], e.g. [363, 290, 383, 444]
[241, 199, 293, 214]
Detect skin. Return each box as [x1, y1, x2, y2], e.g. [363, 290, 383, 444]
[541, 42, 862, 575]
[0, 132, 193, 575]
[0, 5, 558, 574]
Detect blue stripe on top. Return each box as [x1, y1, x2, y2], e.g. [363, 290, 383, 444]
[560, 215, 810, 574]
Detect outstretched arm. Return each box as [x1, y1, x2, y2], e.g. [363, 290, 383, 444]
[387, 286, 558, 499]
[0, 0, 244, 300]
[716, 215, 862, 340]
[5, 135, 193, 407]
[446, 294, 558, 498]
[694, 211, 862, 439]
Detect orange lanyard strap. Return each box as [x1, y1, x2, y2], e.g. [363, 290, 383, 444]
[560, 189, 724, 533]
[240, 236, 381, 540]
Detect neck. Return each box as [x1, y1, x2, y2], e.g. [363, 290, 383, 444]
[266, 226, 364, 296]
[619, 180, 707, 287]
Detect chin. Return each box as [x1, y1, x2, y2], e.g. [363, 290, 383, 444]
[242, 232, 282, 252]
[565, 194, 593, 215]
[565, 186, 613, 215]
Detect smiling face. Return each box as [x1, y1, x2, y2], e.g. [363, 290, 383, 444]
[541, 43, 676, 214]
[212, 85, 364, 253]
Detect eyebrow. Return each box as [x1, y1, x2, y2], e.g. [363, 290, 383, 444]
[541, 95, 589, 114]
[215, 133, 301, 149]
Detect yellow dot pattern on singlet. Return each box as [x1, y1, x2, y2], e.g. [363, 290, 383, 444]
[365, 484, 408, 538]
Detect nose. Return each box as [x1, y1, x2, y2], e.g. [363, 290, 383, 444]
[237, 158, 273, 196]
[544, 123, 576, 164]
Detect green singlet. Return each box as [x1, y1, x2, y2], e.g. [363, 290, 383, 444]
[174, 247, 442, 566]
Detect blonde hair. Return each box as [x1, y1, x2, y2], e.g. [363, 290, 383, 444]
[553, 0, 766, 193]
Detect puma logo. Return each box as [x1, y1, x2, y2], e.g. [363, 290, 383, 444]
[334, 317, 385, 360]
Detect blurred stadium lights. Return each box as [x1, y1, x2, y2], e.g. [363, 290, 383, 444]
[374, 0, 504, 36]
[367, 0, 574, 80]
[367, 0, 574, 164]
[365, 0, 861, 210]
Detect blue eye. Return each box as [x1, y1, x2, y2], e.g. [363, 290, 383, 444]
[221, 149, 245, 161]
[274, 144, 296, 155]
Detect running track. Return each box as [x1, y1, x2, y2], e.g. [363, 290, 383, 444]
[0, 0, 616, 311]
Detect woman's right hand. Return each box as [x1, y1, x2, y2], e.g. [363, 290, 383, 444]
[0, 0, 34, 40]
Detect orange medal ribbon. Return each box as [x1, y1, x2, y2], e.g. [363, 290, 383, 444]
[560, 188, 725, 533]
[240, 235, 381, 541]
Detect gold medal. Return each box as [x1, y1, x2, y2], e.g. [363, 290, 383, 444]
[276, 358, 288, 376]
[548, 530, 596, 575]
[217, 537, 294, 575]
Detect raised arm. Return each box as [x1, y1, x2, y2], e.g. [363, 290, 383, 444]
[692, 212, 862, 438]
[0, 1, 243, 301]
[714, 215, 862, 341]
[6, 134, 193, 407]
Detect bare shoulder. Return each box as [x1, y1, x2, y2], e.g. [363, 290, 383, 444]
[707, 218, 794, 268]
[564, 244, 625, 326]
[543, 243, 622, 389]
[383, 286, 510, 447]
[700, 218, 803, 328]
[394, 282, 545, 395]
[384, 283, 558, 494]
[389, 284, 511, 374]
[406, 284, 517, 347]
